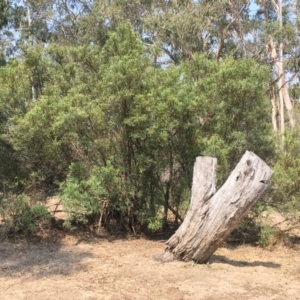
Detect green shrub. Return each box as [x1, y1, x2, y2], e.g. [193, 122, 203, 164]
[0, 193, 50, 234]
[270, 129, 300, 221]
[258, 225, 275, 247]
[61, 161, 129, 228]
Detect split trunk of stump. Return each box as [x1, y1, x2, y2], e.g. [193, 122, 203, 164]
[164, 151, 273, 264]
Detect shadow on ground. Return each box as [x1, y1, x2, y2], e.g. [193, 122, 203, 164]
[210, 254, 281, 268]
[0, 223, 145, 280]
[289, 234, 300, 245]
[0, 240, 94, 279]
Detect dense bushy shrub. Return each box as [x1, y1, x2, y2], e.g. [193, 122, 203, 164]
[0, 24, 274, 232]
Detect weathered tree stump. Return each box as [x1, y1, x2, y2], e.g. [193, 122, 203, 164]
[163, 151, 273, 264]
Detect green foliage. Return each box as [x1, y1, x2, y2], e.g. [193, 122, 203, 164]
[270, 129, 300, 219]
[0, 21, 275, 233]
[182, 55, 274, 182]
[61, 161, 130, 227]
[257, 224, 286, 248]
[0, 193, 50, 234]
[258, 225, 275, 247]
[0, 0, 8, 30]
[0, 0, 298, 243]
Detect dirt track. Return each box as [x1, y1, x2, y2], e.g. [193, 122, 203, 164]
[1, 234, 300, 300]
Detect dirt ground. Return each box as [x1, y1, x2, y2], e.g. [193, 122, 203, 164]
[1, 232, 300, 300]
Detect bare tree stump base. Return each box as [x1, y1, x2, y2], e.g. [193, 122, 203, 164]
[164, 151, 273, 264]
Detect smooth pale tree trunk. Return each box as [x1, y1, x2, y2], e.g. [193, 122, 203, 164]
[270, 91, 278, 132]
[267, 0, 295, 132]
[161, 151, 273, 264]
[277, 0, 295, 128]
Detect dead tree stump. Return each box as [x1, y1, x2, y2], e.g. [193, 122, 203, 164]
[163, 151, 273, 263]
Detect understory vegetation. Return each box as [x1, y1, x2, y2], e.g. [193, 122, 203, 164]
[0, 0, 300, 246]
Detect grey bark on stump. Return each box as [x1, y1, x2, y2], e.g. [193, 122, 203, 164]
[162, 151, 273, 264]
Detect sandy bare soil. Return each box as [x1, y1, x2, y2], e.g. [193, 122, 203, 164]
[1, 233, 300, 300]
